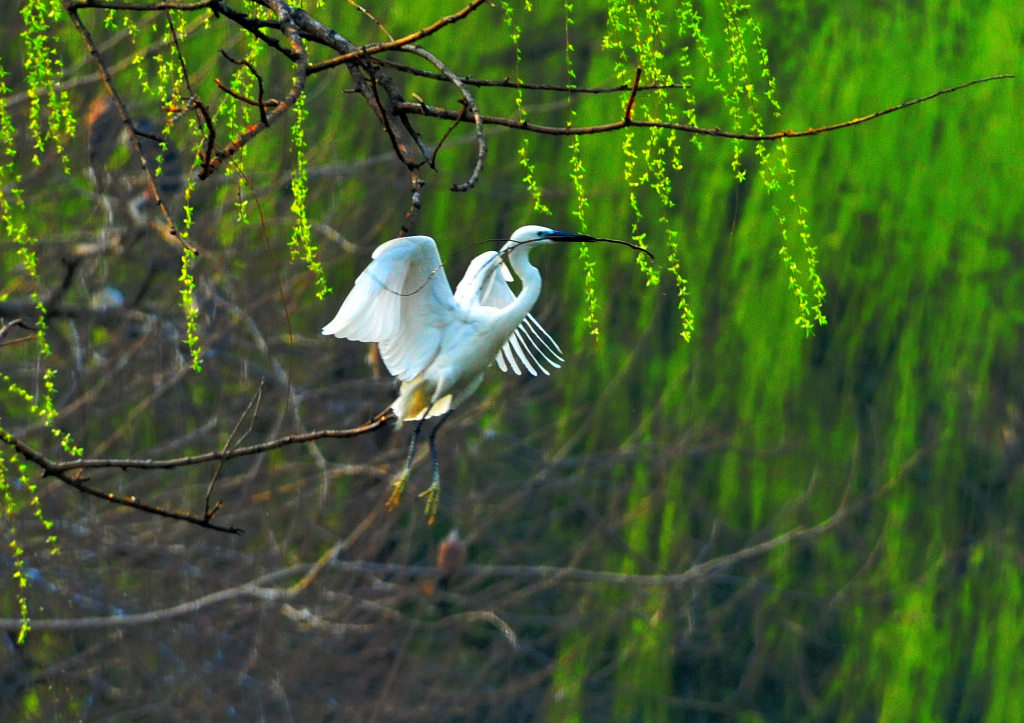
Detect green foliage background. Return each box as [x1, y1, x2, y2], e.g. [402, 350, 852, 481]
[1, 0, 1023, 719]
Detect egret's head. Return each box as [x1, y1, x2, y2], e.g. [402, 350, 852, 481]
[509, 225, 555, 243]
[499, 225, 654, 259]
[503, 225, 591, 252]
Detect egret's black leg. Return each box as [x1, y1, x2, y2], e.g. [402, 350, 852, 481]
[386, 409, 433, 511]
[418, 411, 452, 524]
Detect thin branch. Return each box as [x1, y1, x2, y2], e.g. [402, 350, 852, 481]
[219, 49, 271, 126]
[399, 44, 485, 191]
[203, 381, 264, 519]
[0, 565, 306, 630]
[1, 411, 391, 531]
[65, 3, 195, 251]
[197, 0, 309, 178]
[66, 0, 215, 9]
[394, 74, 1015, 141]
[0, 319, 38, 346]
[369, 57, 688, 94]
[623, 66, 642, 122]
[48, 412, 393, 472]
[306, 0, 489, 74]
[427, 100, 467, 170]
[214, 78, 281, 114]
[330, 507, 846, 589]
[345, 0, 393, 41]
[1, 431, 243, 533]
[165, 15, 219, 173]
[0, 513, 380, 632]
[0, 492, 851, 632]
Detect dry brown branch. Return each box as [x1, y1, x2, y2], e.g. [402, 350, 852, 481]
[306, 0, 490, 74]
[1, 430, 244, 533]
[39, 412, 394, 473]
[1, 413, 392, 532]
[65, 0, 215, 9]
[0, 318, 38, 346]
[218, 50, 272, 125]
[399, 44, 485, 191]
[197, 0, 309, 178]
[368, 57, 689, 94]
[394, 74, 1014, 141]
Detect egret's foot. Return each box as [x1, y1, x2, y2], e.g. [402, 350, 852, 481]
[386, 469, 410, 511]
[417, 481, 440, 526]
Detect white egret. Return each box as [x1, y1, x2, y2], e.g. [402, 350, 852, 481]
[322, 224, 648, 520]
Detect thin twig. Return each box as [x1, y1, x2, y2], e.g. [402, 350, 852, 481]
[65, 3, 195, 251]
[46, 412, 394, 472]
[623, 66, 642, 122]
[0, 411, 392, 531]
[203, 381, 264, 518]
[399, 44, 486, 191]
[219, 49, 271, 126]
[369, 57, 688, 94]
[1, 431, 243, 533]
[0, 319, 37, 345]
[197, 0, 309, 178]
[394, 74, 1015, 142]
[307, 0, 489, 74]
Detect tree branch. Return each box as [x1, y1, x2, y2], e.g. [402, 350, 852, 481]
[43, 413, 394, 473]
[0, 493, 848, 631]
[198, 0, 309, 178]
[0, 412, 392, 532]
[65, 2, 195, 251]
[399, 44, 485, 192]
[1, 430, 244, 533]
[393, 74, 1015, 141]
[306, 0, 489, 74]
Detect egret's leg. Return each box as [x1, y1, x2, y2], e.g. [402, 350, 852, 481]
[386, 412, 430, 510]
[418, 411, 452, 525]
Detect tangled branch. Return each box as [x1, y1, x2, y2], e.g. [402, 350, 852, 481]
[64, 0, 1012, 220]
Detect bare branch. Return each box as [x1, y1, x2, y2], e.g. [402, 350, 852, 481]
[0, 318, 38, 346]
[306, 0, 489, 74]
[0, 493, 847, 631]
[47, 413, 393, 473]
[394, 74, 1015, 142]
[1, 408, 391, 531]
[65, 4, 195, 251]
[370, 57, 689, 94]
[623, 66, 642, 122]
[66, 0, 215, 9]
[399, 44, 485, 191]
[198, 0, 309, 178]
[219, 49, 272, 126]
[1, 430, 243, 533]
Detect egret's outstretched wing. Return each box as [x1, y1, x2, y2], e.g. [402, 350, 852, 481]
[322, 236, 456, 381]
[454, 251, 564, 376]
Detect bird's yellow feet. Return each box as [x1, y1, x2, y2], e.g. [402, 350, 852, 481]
[386, 469, 410, 511]
[418, 482, 440, 526]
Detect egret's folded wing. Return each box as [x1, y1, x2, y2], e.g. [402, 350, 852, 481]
[455, 251, 563, 377]
[322, 236, 455, 381]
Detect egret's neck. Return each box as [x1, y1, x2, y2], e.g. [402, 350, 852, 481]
[502, 244, 542, 322]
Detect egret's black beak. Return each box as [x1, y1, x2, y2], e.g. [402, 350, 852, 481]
[543, 231, 655, 259]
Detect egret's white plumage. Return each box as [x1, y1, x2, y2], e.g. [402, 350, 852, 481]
[322, 225, 566, 423]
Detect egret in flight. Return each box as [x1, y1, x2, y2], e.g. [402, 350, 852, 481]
[322, 225, 648, 520]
